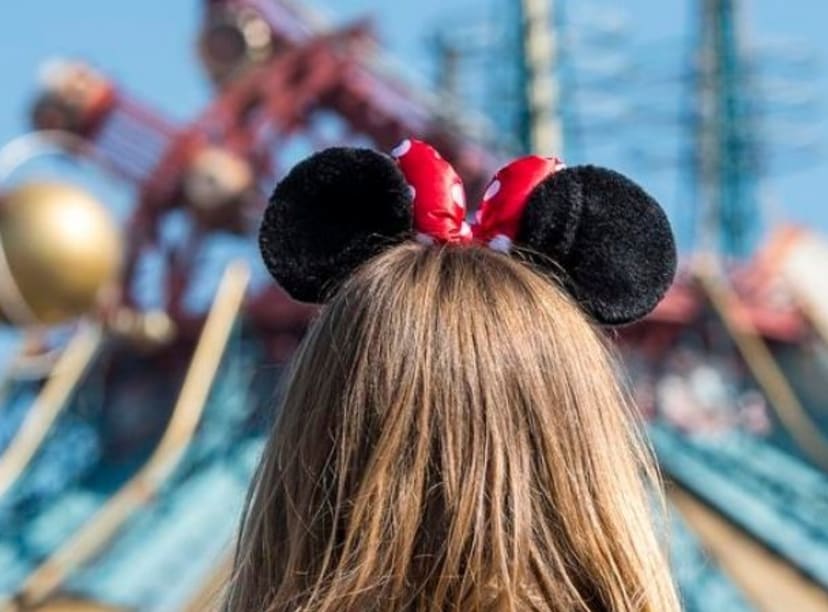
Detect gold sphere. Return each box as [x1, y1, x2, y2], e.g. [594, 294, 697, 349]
[0, 181, 122, 326]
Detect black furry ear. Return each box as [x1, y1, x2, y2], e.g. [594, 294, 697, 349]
[517, 165, 676, 325]
[259, 147, 414, 302]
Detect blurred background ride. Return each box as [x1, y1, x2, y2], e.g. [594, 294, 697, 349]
[0, 1, 827, 610]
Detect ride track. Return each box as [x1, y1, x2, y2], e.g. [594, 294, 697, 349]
[667, 485, 828, 612]
[646, 262, 828, 609]
[0, 326, 103, 501]
[0, 261, 249, 611]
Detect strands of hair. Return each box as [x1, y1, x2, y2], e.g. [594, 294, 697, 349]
[224, 244, 680, 612]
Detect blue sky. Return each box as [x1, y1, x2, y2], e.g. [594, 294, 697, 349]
[0, 0, 826, 243]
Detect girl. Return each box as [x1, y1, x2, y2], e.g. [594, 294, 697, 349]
[224, 141, 681, 611]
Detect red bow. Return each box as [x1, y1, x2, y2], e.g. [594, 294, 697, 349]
[391, 139, 566, 250]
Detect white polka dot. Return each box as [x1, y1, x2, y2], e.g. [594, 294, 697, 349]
[451, 183, 465, 209]
[483, 179, 501, 201]
[488, 234, 512, 253]
[459, 222, 472, 238]
[415, 232, 435, 246]
[391, 139, 412, 158]
[407, 184, 416, 200]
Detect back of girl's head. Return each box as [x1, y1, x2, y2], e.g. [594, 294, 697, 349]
[226, 142, 680, 611]
[227, 244, 678, 611]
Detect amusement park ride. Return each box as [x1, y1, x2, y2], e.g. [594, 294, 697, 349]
[0, 0, 826, 610]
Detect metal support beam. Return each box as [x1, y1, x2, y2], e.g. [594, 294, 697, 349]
[520, 0, 564, 155]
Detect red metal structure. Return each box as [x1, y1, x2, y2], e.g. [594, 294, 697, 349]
[28, 0, 814, 363]
[29, 0, 506, 360]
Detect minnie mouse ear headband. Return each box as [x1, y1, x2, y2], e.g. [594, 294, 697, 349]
[259, 139, 676, 326]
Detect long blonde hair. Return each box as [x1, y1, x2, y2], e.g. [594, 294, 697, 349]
[225, 243, 679, 611]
